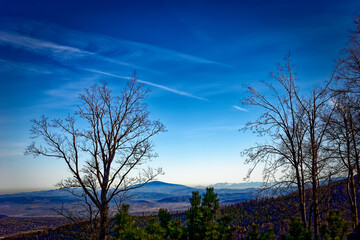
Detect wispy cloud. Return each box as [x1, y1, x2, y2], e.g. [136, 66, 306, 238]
[0, 20, 230, 69]
[86, 69, 209, 101]
[0, 30, 147, 71]
[0, 31, 87, 57]
[0, 20, 226, 101]
[233, 105, 248, 112]
[0, 30, 208, 101]
[117, 39, 232, 67]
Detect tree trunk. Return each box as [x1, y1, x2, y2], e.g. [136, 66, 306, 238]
[300, 162, 307, 229]
[349, 115, 359, 227]
[296, 167, 307, 228]
[311, 132, 319, 239]
[312, 176, 319, 239]
[99, 204, 108, 240]
[348, 169, 358, 227]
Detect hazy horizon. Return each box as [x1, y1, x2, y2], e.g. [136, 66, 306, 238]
[0, 180, 265, 195]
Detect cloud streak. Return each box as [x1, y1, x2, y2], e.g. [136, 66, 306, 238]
[0, 28, 210, 101]
[233, 105, 248, 112]
[0, 19, 230, 69]
[86, 69, 209, 101]
[0, 31, 87, 56]
[0, 22, 225, 101]
[0, 30, 148, 71]
[117, 39, 232, 67]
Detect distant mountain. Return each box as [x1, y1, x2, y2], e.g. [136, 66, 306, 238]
[193, 182, 263, 189]
[132, 181, 193, 194]
[208, 182, 263, 189]
[0, 181, 258, 217]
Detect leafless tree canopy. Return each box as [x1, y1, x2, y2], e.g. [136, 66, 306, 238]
[336, 17, 360, 93]
[25, 78, 166, 239]
[242, 54, 341, 236]
[241, 17, 360, 238]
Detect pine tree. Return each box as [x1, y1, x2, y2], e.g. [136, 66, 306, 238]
[247, 224, 276, 240]
[285, 217, 311, 240]
[187, 187, 233, 240]
[320, 211, 349, 240]
[187, 191, 203, 240]
[114, 204, 146, 240]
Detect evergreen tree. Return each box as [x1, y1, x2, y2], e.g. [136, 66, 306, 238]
[114, 204, 146, 240]
[218, 214, 234, 240]
[320, 211, 349, 240]
[115, 188, 234, 240]
[145, 218, 166, 240]
[168, 220, 187, 240]
[201, 188, 221, 239]
[248, 225, 260, 240]
[157, 208, 187, 240]
[187, 191, 203, 240]
[158, 209, 172, 237]
[247, 224, 276, 240]
[285, 217, 311, 240]
[187, 187, 233, 240]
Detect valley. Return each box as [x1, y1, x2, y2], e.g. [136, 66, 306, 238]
[0, 181, 258, 237]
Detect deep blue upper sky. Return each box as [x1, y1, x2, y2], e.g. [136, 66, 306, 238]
[0, 0, 359, 193]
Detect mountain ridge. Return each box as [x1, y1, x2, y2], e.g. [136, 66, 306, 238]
[0, 180, 261, 196]
[0, 181, 259, 217]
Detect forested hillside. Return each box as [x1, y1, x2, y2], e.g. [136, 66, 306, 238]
[3, 177, 357, 240]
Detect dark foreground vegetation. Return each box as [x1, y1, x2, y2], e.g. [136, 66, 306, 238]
[3, 181, 359, 240]
[0, 215, 66, 238]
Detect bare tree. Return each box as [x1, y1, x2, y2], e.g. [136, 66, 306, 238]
[242, 56, 308, 228]
[330, 16, 360, 228]
[25, 77, 166, 240]
[326, 92, 360, 227]
[297, 79, 336, 237]
[336, 17, 360, 93]
[243, 17, 360, 237]
[242, 55, 340, 237]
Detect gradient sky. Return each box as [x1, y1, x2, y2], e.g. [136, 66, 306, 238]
[0, 0, 359, 193]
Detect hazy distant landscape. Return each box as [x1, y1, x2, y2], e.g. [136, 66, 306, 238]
[0, 181, 259, 237]
[0, 181, 259, 218]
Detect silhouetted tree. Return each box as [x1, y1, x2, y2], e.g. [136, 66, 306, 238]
[336, 17, 360, 93]
[26, 77, 165, 240]
[242, 56, 309, 228]
[331, 16, 360, 228]
[326, 92, 360, 227]
[297, 75, 336, 237]
[243, 55, 338, 237]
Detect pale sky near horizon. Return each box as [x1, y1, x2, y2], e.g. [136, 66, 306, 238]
[0, 0, 359, 194]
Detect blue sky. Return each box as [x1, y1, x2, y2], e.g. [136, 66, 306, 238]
[0, 0, 359, 193]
